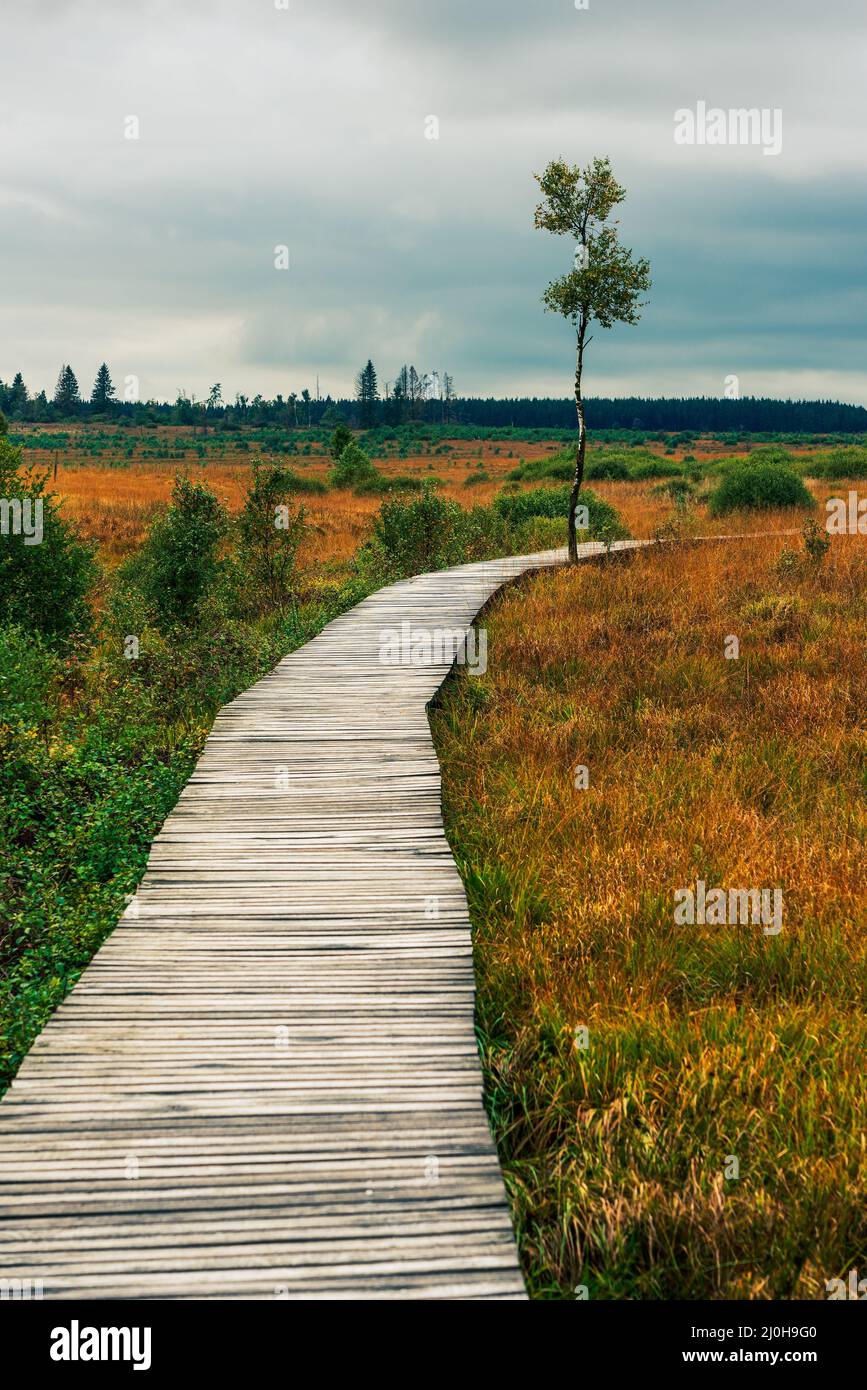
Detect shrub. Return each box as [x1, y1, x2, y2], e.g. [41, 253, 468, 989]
[708, 462, 815, 515]
[121, 473, 229, 628]
[459, 505, 513, 562]
[493, 484, 629, 540]
[652, 477, 695, 505]
[630, 459, 684, 480]
[585, 457, 630, 481]
[330, 442, 383, 490]
[806, 447, 867, 479]
[278, 468, 327, 495]
[0, 437, 96, 644]
[362, 484, 465, 581]
[237, 463, 308, 611]
[330, 425, 353, 460]
[511, 515, 568, 550]
[508, 455, 573, 483]
[0, 625, 61, 729]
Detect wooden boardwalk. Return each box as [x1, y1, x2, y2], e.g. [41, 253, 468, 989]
[0, 540, 643, 1300]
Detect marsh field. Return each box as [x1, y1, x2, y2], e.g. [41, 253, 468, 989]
[1, 420, 864, 1299]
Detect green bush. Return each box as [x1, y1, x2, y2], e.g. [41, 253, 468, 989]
[0, 625, 61, 729]
[330, 442, 384, 491]
[362, 484, 466, 581]
[708, 462, 815, 516]
[330, 425, 353, 459]
[508, 454, 573, 483]
[511, 515, 568, 550]
[120, 473, 229, 628]
[237, 462, 308, 611]
[806, 447, 867, 479]
[278, 468, 327, 495]
[493, 484, 629, 540]
[0, 437, 96, 644]
[630, 459, 684, 480]
[585, 457, 630, 481]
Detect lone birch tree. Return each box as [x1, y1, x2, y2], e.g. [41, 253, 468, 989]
[534, 157, 651, 561]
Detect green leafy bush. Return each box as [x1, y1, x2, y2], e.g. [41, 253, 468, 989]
[330, 442, 383, 490]
[120, 473, 229, 628]
[362, 484, 466, 581]
[330, 425, 353, 459]
[0, 437, 96, 644]
[630, 459, 684, 480]
[0, 625, 61, 729]
[278, 468, 327, 495]
[493, 484, 629, 539]
[237, 463, 308, 611]
[508, 455, 573, 483]
[806, 447, 867, 479]
[708, 462, 815, 515]
[585, 457, 630, 481]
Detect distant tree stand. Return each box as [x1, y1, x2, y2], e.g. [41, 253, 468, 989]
[534, 157, 651, 561]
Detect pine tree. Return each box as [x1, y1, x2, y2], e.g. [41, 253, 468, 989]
[9, 372, 28, 417]
[53, 364, 81, 415]
[91, 362, 116, 410]
[355, 359, 379, 428]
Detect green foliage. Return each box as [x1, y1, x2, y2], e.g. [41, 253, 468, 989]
[275, 468, 327, 495]
[629, 458, 685, 480]
[0, 408, 7, 436]
[237, 462, 308, 611]
[121, 473, 229, 628]
[363, 483, 466, 581]
[0, 625, 62, 729]
[508, 455, 573, 483]
[330, 442, 383, 490]
[0, 437, 96, 644]
[806, 447, 867, 479]
[775, 518, 832, 579]
[585, 456, 630, 481]
[708, 462, 815, 515]
[653, 477, 695, 503]
[493, 483, 629, 540]
[535, 156, 651, 333]
[330, 424, 353, 459]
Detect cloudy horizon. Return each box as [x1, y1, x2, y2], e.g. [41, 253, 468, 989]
[2, 0, 865, 407]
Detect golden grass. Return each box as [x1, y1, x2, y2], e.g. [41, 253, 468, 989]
[37, 427, 853, 572]
[431, 534, 867, 1299]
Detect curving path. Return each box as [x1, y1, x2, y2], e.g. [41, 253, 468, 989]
[0, 540, 646, 1300]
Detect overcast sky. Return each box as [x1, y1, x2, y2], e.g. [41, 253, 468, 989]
[2, 0, 865, 405]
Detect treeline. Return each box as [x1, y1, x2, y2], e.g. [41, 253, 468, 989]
[2, 362, 865, 434]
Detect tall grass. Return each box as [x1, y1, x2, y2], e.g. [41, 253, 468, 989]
[431, 536, 867, 1299]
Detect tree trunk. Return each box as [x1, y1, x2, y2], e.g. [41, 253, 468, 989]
[569, 331, 587, 563]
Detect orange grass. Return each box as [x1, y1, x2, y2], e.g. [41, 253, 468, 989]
[36, 428, 853, 569]
[431, 533, 867, 1299]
